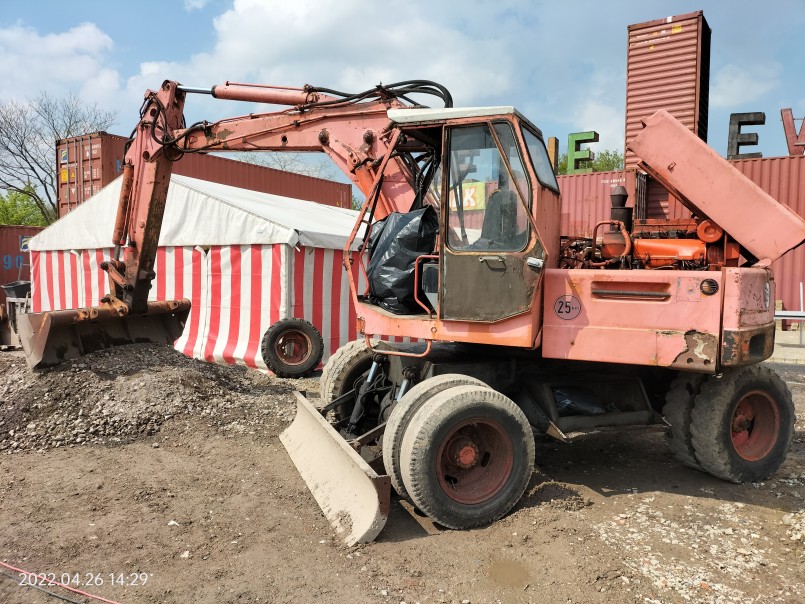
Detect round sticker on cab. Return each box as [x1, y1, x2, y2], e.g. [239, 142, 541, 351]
[554, 295, 581, 320]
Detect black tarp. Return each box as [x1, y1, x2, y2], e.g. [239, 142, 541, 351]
[366, 207, 439, 314]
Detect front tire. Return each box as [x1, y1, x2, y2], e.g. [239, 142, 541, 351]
[399, 384, 534, 529]
[383, 374, 487, 501]
[690, 366, 794, 483]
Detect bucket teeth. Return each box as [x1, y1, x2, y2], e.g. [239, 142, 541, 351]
[17, 299, 190, 368]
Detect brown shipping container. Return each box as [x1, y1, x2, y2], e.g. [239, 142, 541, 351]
[57, 132, 127, 217]
[56, 133, 353, 217]
[624, 11, 711, 169]
[0, 225, 43, 304]
[557, 170, 645, 238]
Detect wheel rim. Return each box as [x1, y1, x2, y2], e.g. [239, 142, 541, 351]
[435, 418, 514, 505]
[273, 329, 312, 366]
[730, 390, 780, 461]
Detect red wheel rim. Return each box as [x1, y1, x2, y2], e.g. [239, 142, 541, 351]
[273, 330, 312, 366]
[730, 390, 780, 461]
[435, 418, 514, 505]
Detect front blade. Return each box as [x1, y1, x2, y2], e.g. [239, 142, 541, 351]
[280, 392, 390, 545]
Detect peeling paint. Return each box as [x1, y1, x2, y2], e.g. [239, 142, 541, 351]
[670, 330, 718, 371]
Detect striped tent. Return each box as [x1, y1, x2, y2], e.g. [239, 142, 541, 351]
[28, 174, 367, 370]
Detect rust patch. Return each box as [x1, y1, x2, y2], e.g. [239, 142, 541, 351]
[670, 330, 718, 372]
[721, 325, 775, 367]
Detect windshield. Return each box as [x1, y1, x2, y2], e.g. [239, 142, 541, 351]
[521, 126, 559, 192]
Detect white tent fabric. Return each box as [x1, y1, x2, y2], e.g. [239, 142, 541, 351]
[29, 174, 360, 251]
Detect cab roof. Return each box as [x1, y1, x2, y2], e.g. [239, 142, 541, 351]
[387, 106, 544, 138]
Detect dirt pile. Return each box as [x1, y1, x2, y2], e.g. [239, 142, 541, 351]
[0, 344, 306, 454]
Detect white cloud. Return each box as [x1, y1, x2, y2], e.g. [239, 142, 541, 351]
[710, 63, 781, 108]
[0, 22, 116, 102]
[184, 0, 214, 10]
[576, 100, 625, 153]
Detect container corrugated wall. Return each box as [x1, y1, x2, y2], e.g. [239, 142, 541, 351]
[557, 170, 645, 238]
[624, 11, 711, 169]
[57, 133, 127, 217]
[0, 225, 43, 304]
[57, 133, 353, 217]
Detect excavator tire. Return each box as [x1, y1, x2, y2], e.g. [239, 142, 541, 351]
[261, 318, 323, 378]
[662, 372, 706, 470]
[690, 366, 794, 483]
[399, 384, 534, 529]
[383, 374, 487, 501]
[319, 339, 378, 417]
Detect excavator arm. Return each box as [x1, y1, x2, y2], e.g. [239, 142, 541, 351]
[19, 79, 450, 367]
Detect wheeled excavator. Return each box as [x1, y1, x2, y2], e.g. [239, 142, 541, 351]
[17, 79, 805, 545]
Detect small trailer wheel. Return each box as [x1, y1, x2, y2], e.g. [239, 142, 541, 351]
[690, 366, 794, 483]
[383, 374, 487, 501]
[399, 384, 534, 529]
[261, 318, 323, 378]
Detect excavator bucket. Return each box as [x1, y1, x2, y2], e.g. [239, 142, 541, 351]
[280, 391, 391, 545]
[17, 299, 190, 369]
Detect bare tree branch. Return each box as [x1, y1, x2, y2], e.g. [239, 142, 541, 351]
[0, 91, 117, 224]
[238, 151, 337, 181]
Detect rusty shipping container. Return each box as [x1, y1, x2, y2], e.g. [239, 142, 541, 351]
[624, 11, 711, 169]
[557, 170, 645, 238]
[0, 225, 43, 305]
[57, 132, 353, 217]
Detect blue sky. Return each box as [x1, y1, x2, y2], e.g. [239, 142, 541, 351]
[1, 0, 804, 163]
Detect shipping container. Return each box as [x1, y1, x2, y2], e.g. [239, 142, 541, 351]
[557, 170, 645, 238]
[56, 132, 127, 217]
[56, 132, 353, 217]
[624, 11, 711, 169]
[0, 225, 43, 305]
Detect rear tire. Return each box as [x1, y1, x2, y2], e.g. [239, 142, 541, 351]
[382, 374, 487, 500]
[399, 384, 534, 529]
[690, 366, 794, 483]
[662, 372, 706, 470]
[261, 318, 323, 378]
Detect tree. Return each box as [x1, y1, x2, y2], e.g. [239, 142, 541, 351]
[0, 92, 117, 225]
[0, 186, 49, 226]
[555, 148, 624, 175]
[238, 151, 336, 181]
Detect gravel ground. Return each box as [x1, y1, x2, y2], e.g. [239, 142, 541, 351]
[0, 345, 803, 604]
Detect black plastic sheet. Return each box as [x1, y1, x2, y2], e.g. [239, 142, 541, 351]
[366, 207, 439, 314]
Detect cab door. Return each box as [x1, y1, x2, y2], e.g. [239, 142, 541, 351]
[440, 122, 545, 322]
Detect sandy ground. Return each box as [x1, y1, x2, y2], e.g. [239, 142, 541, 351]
[0, 345, 803, 604]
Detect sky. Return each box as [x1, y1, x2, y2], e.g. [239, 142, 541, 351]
[1, 0, 804, 167]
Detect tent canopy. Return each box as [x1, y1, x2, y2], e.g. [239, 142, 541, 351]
[30, 174, 361, 251]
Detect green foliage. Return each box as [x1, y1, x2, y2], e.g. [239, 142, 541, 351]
[556, 148, 623, 175]
[0, 187, 51, 226]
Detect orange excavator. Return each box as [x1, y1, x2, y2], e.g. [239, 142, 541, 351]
[17, 79, 805, 545]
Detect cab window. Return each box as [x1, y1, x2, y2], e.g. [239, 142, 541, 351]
[446, 123, 529, 252]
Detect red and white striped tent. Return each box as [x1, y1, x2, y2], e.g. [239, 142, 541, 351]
[28, 174, 366, 370]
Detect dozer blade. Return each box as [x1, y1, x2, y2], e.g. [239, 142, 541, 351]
[280, 391, 391, 546]
[17, 299, 190, 369]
